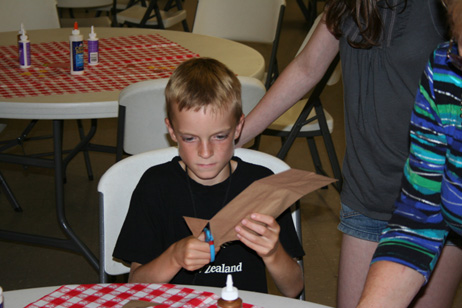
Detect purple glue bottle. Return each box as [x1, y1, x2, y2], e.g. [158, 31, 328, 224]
[87, 26, 99, 66]
[18, 23, 31, 69]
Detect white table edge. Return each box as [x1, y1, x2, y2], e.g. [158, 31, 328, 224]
[0, 100, 118, 119]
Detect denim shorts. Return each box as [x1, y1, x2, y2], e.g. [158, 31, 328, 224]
[338, 203, 462, 246]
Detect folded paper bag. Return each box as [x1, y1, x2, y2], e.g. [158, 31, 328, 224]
[184, 168, 336, 247]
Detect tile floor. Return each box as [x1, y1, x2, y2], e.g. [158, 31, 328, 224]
[0, 1, 461, 307]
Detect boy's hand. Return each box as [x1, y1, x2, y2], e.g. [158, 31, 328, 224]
[172, 233, 220, 271]
[235, 213, 280, 259]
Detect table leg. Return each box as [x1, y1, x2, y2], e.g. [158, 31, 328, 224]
[0, 120, 99, 272]
[53, 119, 99, 270]
[63, 119, 97, 181]
[0, 171, 22, 212]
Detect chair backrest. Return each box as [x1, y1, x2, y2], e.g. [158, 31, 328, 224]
[117, 76, 266, 156]
[0, 0, 60, 32]
[98, 147, 178, 280]
[192, 0, 285, 44]
[192, 0, 286, 89]
[140, 0, 186, 29]
[118, 78, 170, 156]
[98, 147, 299, 281]
[116, 0, 188, 30]
[57, 0, 113, 8]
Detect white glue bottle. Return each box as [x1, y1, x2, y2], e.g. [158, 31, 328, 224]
[18, 24, 31, 69]
[87, 26, 99, 66]
[17, 23, 25, 43]
[217, 274, 243, 308]
[69, 22, 84, 75]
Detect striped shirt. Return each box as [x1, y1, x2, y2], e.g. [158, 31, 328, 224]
[372, 42, 462, 282]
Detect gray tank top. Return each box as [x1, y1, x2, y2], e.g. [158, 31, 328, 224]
[339, 0, 447, 220]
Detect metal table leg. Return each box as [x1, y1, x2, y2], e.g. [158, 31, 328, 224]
[0, 120, 99, 272]
[0, 171, 22, 212]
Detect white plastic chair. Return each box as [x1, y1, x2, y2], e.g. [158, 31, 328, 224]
[115, 76, 266, 159]
[93, 0, 134, 24]
[98, 147, 305, 300]
[192, 0, 286, 89]
[259, 14, 343, 192]
[57, 0, 114, 27]
[57, 0, 113, 8]
[116, 0, 189, 31]
[95, 0, 133, 12]
[0, 0, 61, 32]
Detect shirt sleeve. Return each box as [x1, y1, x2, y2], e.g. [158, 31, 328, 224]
[372, 49, 450, 282]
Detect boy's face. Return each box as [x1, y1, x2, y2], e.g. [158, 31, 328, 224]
[165, 104, 244, 186]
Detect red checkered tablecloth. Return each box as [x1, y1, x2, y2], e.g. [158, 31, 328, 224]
[25, 283, 260, 308]
[0, 34, 200, 99]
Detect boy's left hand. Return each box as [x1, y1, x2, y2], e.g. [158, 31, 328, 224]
[235, 213, 280, 259]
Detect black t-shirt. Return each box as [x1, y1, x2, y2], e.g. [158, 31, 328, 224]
[113, 156, 304, 293]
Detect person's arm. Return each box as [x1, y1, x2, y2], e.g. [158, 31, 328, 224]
[357, 261, 425, 308]
[236, 13, 339, 147]
[235, 213, 303, 298]
[357, 47, 452, 307]
[128, 233, 217, 283]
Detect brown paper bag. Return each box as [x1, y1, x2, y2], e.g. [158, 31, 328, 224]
[184, 169, 336, 246]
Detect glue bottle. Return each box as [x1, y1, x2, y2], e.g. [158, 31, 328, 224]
[217, 274, 243, 308]
[69, 22, 84, 75]
[17, 23, 25, 43]
[87, 25, 99, 66]
[18, 24, 31, 69]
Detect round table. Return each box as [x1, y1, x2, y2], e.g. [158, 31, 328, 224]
[0, 27, 265, 119]
[3, 284, 333, 308]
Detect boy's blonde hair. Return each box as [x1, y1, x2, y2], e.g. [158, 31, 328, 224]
[165, 58, 242, 124]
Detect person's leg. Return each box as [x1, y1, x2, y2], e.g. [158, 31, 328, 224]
[409, 240, 462, 308]
[336, 203, 387, 308]
[337, 234, 378, 308]
[337, 203, 462, 308]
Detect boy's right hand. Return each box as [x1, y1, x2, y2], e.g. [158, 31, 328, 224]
[171, 233, 219, 271]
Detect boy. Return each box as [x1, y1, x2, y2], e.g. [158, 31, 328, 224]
[113, 58, 304, 298]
